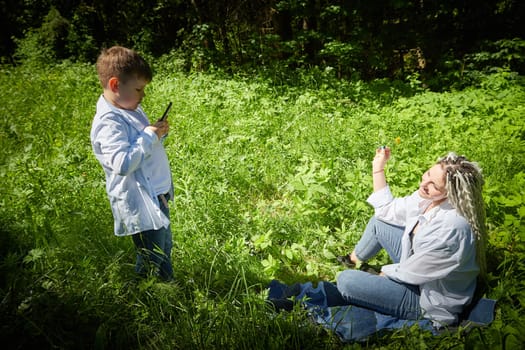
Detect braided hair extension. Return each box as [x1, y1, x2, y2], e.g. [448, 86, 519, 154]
[438, 152, 487, 279]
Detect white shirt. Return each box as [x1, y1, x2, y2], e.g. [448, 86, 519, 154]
[120, 108, 171, 196]
[90, 95, 173, 236]
[368, 186, 479, 327]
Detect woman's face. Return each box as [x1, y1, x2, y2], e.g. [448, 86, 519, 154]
[419, 164, 447, 202]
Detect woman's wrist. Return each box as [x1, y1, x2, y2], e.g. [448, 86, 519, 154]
[373, 169, 384, 174]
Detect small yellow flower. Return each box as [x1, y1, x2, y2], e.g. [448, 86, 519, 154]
[394, 137, 401, 145]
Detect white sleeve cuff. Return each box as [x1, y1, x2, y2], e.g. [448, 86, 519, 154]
[367, 186, 394, 208]
[143, 127, 159, 142]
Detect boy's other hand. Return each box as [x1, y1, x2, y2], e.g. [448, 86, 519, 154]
[147, 120, 169, 139]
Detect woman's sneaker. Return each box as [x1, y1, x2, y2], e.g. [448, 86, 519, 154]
[337, 255, 379, 275]
[336, 255, 355, 268]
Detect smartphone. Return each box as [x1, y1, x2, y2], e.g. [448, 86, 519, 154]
[159, 101, 172, 121]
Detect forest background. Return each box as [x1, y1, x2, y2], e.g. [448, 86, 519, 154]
[1, 0, 525, 83]
[1, 0, 525, 349]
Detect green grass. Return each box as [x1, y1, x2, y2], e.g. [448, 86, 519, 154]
[1, 62, 524, 349]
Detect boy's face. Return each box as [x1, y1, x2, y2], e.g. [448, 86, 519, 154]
[111, 75, 149, 110]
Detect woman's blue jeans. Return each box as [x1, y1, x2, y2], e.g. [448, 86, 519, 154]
[335, 216, 422, 320]
[131, 195, 174, 281]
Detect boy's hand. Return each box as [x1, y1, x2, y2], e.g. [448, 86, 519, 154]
[147, 120, 169, 139]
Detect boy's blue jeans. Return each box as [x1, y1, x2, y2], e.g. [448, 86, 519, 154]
[131, 195, 174, 281]
[335, 216, 422, 320]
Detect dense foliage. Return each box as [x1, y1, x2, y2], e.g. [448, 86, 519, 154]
[0, 56, 524, 348]
[2, 0, 525, 83]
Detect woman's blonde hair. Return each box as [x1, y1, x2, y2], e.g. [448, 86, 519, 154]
[438, 152, 487, 279]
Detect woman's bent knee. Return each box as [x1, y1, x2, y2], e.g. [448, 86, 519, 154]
[336, 270, 363, 295]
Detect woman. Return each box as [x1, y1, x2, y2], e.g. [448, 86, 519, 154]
[336, 147, 487, 328]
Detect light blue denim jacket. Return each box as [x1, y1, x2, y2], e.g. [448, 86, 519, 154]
[90, 95, 174, 236]
[368, 186, 478, 326]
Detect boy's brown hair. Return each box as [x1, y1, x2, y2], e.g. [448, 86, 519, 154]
[96, 46, 152, 88]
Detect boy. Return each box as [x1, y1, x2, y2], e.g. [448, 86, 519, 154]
[90, 46, 174, 281]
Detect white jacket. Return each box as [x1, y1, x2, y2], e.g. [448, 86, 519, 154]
[90, 95, 173, 236]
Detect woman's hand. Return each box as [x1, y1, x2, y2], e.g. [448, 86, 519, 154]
[372, 146, 391, 173]
[372, 146, 390, 192]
